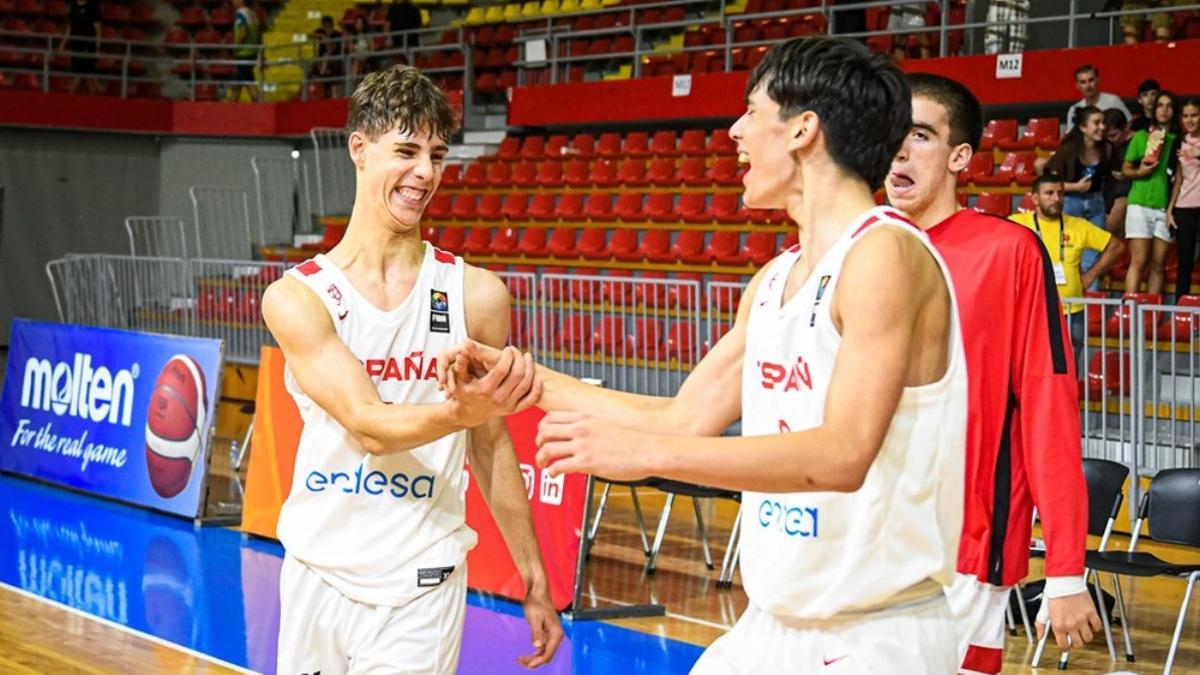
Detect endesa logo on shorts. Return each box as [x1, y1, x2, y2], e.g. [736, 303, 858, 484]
[304, 463, 436, 499]
[756, 498, 819, 537]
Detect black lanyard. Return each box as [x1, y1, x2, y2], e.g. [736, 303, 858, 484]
[1033, 212, 1065, 264]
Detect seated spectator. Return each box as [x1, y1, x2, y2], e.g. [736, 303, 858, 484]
[1104, 108, 1133, 235]
[1168, 98, 1200, 300]
[1118, 0, 1191, 44]
[1123, 91, 1180, 295]
[1130, 78, 1161, 132]
[1067, 64, 1132, 125]
[344, 15, 373, 85]
[888, 2, 929, 60]
[984, 0, 1030, 54]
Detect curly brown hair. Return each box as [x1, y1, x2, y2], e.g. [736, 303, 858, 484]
[346, 65, 459, 141]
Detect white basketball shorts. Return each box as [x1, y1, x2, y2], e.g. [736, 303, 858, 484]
[690, 592, 957, 674]
[945, 573, 1011, 675]
[277, 554, 467, 675]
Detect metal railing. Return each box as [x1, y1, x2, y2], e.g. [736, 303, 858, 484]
[252, 155, 314, 242]
[189, 185, 257, 259]
[310, 128, 356, 217]
[124, 215, 193, 259]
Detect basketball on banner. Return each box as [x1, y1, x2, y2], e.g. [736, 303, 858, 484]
[145, 355, 210, 499]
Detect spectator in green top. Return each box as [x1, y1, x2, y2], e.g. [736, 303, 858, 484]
[231, 0, 261, 102]
[1123, 91, 1180, 296]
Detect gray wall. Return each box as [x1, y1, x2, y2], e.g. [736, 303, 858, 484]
[0, 129, 161, 342]
[0, 130, 308, 346]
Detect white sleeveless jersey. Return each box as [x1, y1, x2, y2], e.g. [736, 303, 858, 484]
[276, 243, 478, 607]
[739, 206, 966, 619]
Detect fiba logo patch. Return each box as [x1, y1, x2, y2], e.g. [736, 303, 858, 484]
[430, 290, 450, 333]
[144, 355, 208, 498]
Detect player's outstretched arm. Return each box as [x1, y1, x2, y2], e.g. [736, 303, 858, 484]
[439, 268, 768, 437]
[461, 265, 563, 668]
[536, 229, 941, 492]
[261, 274, 532, 456]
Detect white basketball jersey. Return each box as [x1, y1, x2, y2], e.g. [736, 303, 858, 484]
[739, 206, 966, 619]
[276, 244, 478, 607]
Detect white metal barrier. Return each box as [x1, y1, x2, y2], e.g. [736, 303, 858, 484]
[310, 128, 356, 217]
[189, 186, 259, 260]
[187, 258, 284, 364]
[124, 216, 193, 258]
[252, 155, 315, 244]
[496, 269, 540, 355]
[539, 272, 701, 396]
[46, 254, 190, 335]
[705, 278, 744, 355]
[1137, 303, 1200, 475]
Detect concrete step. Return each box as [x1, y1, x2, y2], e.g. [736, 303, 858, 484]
[462, 129, 507, 145]
[447, 145, 494, 160]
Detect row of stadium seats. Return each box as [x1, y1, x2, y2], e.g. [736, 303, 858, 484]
[461, 0, 694, 26]
[684, 16, 827, 48]
[444, 158, 746, 189]
[426, 192, 786, 224]
[0, 0, 160, 28]
[485, 130, 738, 161]
[421, 225, 795, 266]
[528, 313, 702, 360]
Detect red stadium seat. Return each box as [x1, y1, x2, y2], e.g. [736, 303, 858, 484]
[618, 158, 649, 186]
[570, 133, 596, 159]
[646, 193, 676, 222]
[780, 230, 799, 253]
[707, 128, 737, 156]
[590, 159, 620, 188]
[669, 273, 705, 310]
[1105, 293, 1162, 337]
[596, 316, 633, 357]
[636, 271, 671, 307]
[648, 158, 680, 186]
[742, 231, 777, 266]
[557, 314, 594, 352]
[679, 129, 707, 156]
[548, 228, 578, 257]
[672, 231, 709, 264]
[1084, 351, 1131, 399]
[584, 193, 615, 222]
[972, 193, 1011, 217]
[998, 117, 1061, 152]
[463, 227, 493, 255]
[496, 136, 521, 161]
[529, 193, 557, 220]
[975, 152, 1037, 187]
[511, 162, 537, 188]
[578, 228, 609, 259]
[710, 193, 748, 224]
[564, 159, 591, 187]
[979, 118, 1018, 152]
[427, 194, 453, 220]
[545, 134, 569, 159]
[623, 131, 650, 158]
[463, 162, 487, 188]
[436, 227, 467, 255]
[609, 229, 641, 261]
[615, 192, 646, 221]
[556, 193, 586, 221]
[650, 130, 679, 157]
[709, 231, 745, 265]
[510, 309, 533, 348]
[958, 152, 994, 186]
[451, 193, 478, 220]
[518, 228, 549, 257]
[635, 319, 666, 360]
[501, 194, 529, 220]
[640, 230, 675, 263]
[677, 193, 709, 223]
[536, 160, 564, 187]
[179, 5, 207, 30]
[441, 164, 463, 188]
[708, 156, 742, 186]
[519, 136, 545, 161]
[1017, 193, 1036, 213]
[421, 226, 438, 243]
[678, 157, 710, 186]
[478, 193, 503, 220]
[597, 132, 622, 158]
[486, 161, 513, 188]
[1157, 295, 1200, 342]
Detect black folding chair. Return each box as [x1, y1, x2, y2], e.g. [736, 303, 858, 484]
[585, 477, 654, 558]
[1032, 458, 1129, 667]
[1084, 468, 1200, 673]
[644, 479, 741, 587]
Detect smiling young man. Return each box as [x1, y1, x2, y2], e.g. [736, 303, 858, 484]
[885, 73, 1101, 675]
[261, 65, 562, 674]
[440, 37, 967, 673]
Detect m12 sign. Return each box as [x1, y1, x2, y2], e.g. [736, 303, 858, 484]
[996, 53, 1023, 79]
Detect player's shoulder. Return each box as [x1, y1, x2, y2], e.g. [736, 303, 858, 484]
[462, 263, 511, 319]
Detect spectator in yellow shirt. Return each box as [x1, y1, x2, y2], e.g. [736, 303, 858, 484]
[1011, 173, 1126, 363]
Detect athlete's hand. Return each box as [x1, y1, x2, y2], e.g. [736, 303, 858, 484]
[1038, 591, 1102, 650]
[435, 339, 503, 390]
[446, 345, 541, 427]
[518, 585, 564, 668]
[535, 411, 652, 481]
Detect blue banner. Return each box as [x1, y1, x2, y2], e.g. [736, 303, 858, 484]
[0, 319, 224, 517]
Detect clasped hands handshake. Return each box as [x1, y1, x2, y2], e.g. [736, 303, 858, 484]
[435, 340, 652, 482]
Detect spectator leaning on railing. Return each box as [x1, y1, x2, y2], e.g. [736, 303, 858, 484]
[1123, 90, 1180, 296]
[1168, 98, 1200, 301]
[61, 0, 102, 95]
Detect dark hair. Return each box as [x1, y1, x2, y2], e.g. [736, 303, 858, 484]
[1074, 64, 1098, 79]
[1072, 105, 1103, 130]
[347, 64, 459, 141]
[746, 36, 910, 190]
[1034, 172, 1065, 192]
[1156, 90, 1180, 132]
[907, 72, 984, 150]
[1138, 78, 1161, 95]
[1103, 107, 1127, 131]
